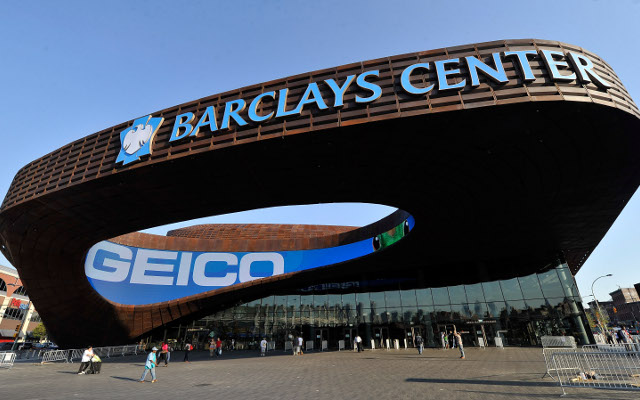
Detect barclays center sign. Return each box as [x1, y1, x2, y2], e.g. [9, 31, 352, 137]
[116, 49, 611, 165]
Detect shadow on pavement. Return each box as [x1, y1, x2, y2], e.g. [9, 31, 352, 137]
[454, 389, 633, 399]
[111, 376, 140, 382]
[406, 378, 556, 388]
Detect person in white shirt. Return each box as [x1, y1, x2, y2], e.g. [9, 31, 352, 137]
[260, 338, 268, 356]
[297, 336, 304, 355]
[77, 346, 94, 374]
[356, 335, 363, 352]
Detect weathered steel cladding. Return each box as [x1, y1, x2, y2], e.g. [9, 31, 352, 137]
[1, 39, 639, 346]
[1, 39, 637, 211]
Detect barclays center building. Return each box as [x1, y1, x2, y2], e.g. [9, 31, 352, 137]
[1, 39, 639, 349]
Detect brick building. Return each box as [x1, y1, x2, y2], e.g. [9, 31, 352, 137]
[0, 265, 41, 342]
[608, 287, 640, 324]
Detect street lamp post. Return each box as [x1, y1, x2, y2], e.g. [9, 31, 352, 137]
[591, 274, 613, 338]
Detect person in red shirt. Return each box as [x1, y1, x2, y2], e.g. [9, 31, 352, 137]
[216, 338, 222, 357]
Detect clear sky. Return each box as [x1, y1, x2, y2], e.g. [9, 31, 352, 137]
[0, 0, 639, 302]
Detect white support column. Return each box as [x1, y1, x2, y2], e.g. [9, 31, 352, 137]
[18, 303, 35, 340]
[0, 296, 10, 325]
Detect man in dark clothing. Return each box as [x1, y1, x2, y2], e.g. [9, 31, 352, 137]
[183, 342, 192, 362]
[415, 334, 424, 355]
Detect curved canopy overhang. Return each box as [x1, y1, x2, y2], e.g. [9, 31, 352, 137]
[1, 39, 639, 346]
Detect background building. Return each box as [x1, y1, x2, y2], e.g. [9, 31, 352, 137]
[0, 265, 41, 342]
[609, 287, 640, 325]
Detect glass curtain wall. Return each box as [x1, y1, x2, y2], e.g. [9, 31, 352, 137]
[161, 263, 591, 350]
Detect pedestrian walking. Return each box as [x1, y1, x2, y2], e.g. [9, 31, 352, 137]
[454, 331, 465, 359]
[356, 335, 363, 352]
[415, 334, 424, 355]
[216, 338, 222, 357]
[449, 331, 455, 349]
[139, 347, 158, 382]
[183, 342, 192, 362]
[260, 338, 268, 356]
[231, 338, 235, 351]
[209, 340, 215, 357]
[297, 335, 304, 355]
[159, 342, 169, 366]
[77, 346, 94, 374]
[353, 337, 358, 352]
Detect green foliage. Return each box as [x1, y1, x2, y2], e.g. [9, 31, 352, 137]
[32, 323, 47, 340]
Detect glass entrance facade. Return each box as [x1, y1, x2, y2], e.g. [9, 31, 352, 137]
[159, 262, 591, 350]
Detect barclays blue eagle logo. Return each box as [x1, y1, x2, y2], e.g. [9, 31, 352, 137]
[116, 114, 164, 165]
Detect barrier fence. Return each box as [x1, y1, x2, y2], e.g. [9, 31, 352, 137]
[583, 343, 640, 353]
[551, 351, 640, 395]
[541, 335, 577, 379]
[41, 350, 69, 364]
[41, 344, 143, 364]
[0, 352, 16, 369]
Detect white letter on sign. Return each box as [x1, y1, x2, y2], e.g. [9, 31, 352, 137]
[130, 249, 178, 286]
[193, 253, 238, 287]
[239, 253, 285, 283]
[85, 241, 132, 282]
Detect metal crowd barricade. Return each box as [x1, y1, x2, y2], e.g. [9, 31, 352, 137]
[284, 341, 293, 352]
[551, 351, 640, 395]
[338, 340, 345, 351]
[305, 340, 314, 352]
[541, 335, 577, 379]
[321, 340, 328, 351]
[0, 352, 17, 369]
[583, 343, 640, 353]
[41, 349, 69, 364]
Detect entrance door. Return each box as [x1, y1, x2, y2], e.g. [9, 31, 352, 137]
[407, 326, 423, 347]
[344, 328, 358, 349]
[373, 327, 389, 348]
[315, 328, 329, 350]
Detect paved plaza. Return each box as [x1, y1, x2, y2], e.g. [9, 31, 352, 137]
[0, 347, 635, 400]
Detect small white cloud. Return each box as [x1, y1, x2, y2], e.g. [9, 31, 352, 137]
[123, 123, 154, 155]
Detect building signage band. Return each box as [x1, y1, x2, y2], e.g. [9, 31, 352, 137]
[116, 49, 611, 165]
[86, 217, 414, 305]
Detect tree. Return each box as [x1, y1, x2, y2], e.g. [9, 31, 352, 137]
[32, 323, 47, 340]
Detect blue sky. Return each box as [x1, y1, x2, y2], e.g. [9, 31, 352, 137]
[1, 0, 639, 302]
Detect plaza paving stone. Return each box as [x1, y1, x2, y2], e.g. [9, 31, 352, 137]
[0, 347, 635, 400]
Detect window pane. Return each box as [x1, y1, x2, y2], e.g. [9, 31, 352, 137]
[538, 270, 565, 298]
[369, 292, 386, 309]
[275, 296, 287, 306]
[518, 274, 544, 299]
[356, 293, 370, 308]
[287, 295, 300, 311]
[342, 294, 356, 309]
[415, 288, 433, 305]
[385, 291, 402, 308]
[482, 281, 504, 302]
[469, 302, 488, 319]
[506, 300, 528, 316]
[300, 295, 313, 306]
[314, 294, 328, 307]
[400, 290, 417, 307]
[486, 301, 507, 318]
[448, 285, 467, 304]
[432, 287, 450, 305]
[327, 294, 342, 308]
[450, 304, 471, 319]
[500, 278, 524, 300]
[465, 283, 485, 303]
